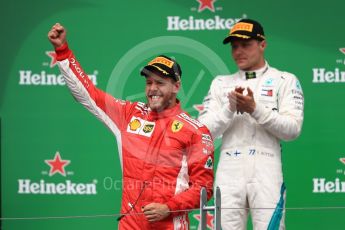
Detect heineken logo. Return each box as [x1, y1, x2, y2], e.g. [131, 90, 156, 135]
[197, 0, 216, 12]
[312, 157, 345, 193]
[45, 152, 70, 177]
[312, 68, 345, 83]
[193, 211, 214, 229]
[17, 151, 97, 195]
[312, 47, 345, 83]
[167, 16, 242, 31]
[46, 51, 58, 68]
[340, 48, 345, 55]
[312, 178, 345, 193]
[340, 158, 345, 165]
[18, 50, 98, 86]
[18, 179, 97, 195]
[166, 0, 246, 31]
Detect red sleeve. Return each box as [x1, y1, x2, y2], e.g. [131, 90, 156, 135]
[165, 127, 214, 216]
[55, 43, 131, 131]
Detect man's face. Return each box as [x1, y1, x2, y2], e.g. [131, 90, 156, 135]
[231, 39, 266, 71]
[145, 74, 180, 112]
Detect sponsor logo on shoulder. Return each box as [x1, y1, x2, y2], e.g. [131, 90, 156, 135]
[171, 120, 184, 133]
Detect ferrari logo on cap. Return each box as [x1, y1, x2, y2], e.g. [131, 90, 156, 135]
[171, 120, 184, 133]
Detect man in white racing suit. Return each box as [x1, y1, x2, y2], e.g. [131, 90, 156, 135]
[198, 19, 304, 230]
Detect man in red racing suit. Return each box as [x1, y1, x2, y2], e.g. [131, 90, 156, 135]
[48, 23, 214, 229]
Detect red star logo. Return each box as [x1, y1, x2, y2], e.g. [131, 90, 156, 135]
[197, 0, 216, 12]
[45, 152, 70, 177]
[193, 104, 204, 113]
[193, 211, 214, 229]
[46, 51, 58, 68]
[340, 158, 345, 165]
[340, 48, 345, 55]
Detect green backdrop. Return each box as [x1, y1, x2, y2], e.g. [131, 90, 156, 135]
[1, 0, 345, 229]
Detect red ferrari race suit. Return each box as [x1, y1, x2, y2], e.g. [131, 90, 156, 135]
[55, 43, 214, 230]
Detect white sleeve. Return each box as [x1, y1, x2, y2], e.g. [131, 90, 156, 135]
[198, 77, 234, 139]
[251, 73, 304, 141]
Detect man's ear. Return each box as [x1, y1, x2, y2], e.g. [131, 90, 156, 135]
[172, 80, 181, 94]
[260, 40, 267, 50]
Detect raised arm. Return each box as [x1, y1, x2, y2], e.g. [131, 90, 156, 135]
[47, 23, 131, 136]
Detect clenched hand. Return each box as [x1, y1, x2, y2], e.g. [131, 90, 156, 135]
[48, 23, 66, 48]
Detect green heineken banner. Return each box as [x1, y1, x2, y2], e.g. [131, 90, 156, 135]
[1, 0, 345, 229]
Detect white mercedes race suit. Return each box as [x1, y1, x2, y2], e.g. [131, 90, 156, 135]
[198, 62, 304, 230]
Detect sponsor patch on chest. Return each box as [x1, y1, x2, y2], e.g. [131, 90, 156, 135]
[127, 116, 155, 137]
[171, 120, 184, 133]
[261, 88, 273, 97]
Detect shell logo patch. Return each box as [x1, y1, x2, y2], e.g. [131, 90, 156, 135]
[171, 120, 184, 133]
[129, 119, 141, 131]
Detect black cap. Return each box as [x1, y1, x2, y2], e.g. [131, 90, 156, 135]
[140, 55, 182, 81]
[223, 19, 265, 44]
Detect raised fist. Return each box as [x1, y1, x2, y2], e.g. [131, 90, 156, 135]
[48, 23, 66, 48]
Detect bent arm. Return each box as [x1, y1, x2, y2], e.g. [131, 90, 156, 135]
[251, 74, 304, 141]
[56, 43, 130, 130]
[165, 128, 214, 216]
[198, 78, 234, 139]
